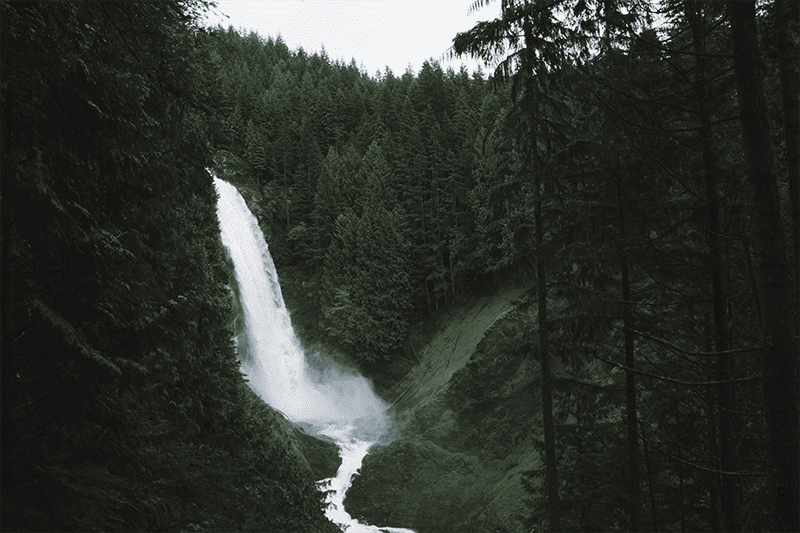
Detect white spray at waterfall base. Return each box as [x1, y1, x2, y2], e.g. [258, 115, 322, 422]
[214, 176, 415, 533]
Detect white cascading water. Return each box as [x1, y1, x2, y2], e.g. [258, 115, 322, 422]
[214, 176, 414, 533]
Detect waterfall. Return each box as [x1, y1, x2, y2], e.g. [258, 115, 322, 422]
[214, 176, 414, 533]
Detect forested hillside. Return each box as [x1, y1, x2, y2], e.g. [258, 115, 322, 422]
[2, 0, 797, 532]
[206, 27, 515, 364]
[202, 0, 798, 531]
[1, 2, 337, 531]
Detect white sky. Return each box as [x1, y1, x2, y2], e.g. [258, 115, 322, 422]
[203, 0, 501, 77]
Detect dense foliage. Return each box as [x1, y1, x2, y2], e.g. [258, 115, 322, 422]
[0, 1, 337, 531]
[204, 27, 521, 363]
[2, 0, 797, 531]
[200, 0, 798, 531]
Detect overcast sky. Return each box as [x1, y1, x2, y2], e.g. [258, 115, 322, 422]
[203, 0, 501, 77]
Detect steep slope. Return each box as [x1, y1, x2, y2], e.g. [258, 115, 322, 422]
[385, 286, 527, 414]
[347, 285, 548, 533]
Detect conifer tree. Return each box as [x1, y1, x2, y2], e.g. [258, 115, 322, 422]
[729, 3, 799, 530]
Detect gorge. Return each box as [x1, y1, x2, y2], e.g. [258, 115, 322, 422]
[4, 2, 795, 530]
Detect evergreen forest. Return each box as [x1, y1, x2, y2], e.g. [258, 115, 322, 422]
[1, 0, 798, 532]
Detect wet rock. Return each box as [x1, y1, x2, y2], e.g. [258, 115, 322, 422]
[291, 423, 342, 480]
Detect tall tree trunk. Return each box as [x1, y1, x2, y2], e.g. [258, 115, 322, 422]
[729, 3, 800, 531]
[522, 6, 560, 531]
[688, 4, 741, 529]
[0, 89, 15, 497]
[534, 155, 561, 533]
[775, 0, 800, 286]
[616, 174, 641, 532]
[704, 362, 723, 531]
[641, 423, 659, 533]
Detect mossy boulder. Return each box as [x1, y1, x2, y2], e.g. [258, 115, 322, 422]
[345, 438, 495, 532]
[290, 424, 342, 480]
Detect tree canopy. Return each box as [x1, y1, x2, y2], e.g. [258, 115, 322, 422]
[201, 1, 797, 531]
[1, 0, 797, 531]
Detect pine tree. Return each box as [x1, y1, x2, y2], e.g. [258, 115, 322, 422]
[729, 3, 799, 530]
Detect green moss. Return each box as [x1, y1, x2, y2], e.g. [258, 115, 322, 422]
[346, 438, 498, 532]
[290, 424, 342, 480]
[344, 289, 549, 533]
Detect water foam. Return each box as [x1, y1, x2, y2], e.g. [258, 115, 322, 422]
[214, 176, 414, 533]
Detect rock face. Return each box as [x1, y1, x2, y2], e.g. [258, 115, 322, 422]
[346, 286, 547, 533]
[291, 423, 342, 481]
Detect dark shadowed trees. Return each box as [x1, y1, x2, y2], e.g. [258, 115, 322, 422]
[729, 2, 799, 530]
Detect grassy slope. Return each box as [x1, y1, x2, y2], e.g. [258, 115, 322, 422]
[384, 285, 527, 415]
[346, 284, 549, 533]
